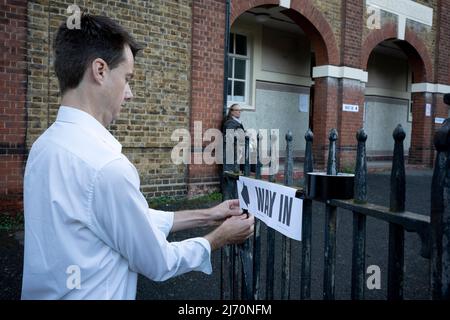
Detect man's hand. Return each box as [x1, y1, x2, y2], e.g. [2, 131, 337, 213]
[206, 199, 242, 226]
[204, 214, 255, 251]
[170, 199, 242, 232]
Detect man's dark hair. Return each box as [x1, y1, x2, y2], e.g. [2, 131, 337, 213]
[54, 13, 143, 94]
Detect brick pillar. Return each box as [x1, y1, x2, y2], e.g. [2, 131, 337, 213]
[341, 0, 363, 68]
[0, 0, 27, 215]
[338, 79, 365, 169]
[338, 0, 364, 170]
[312, 77, 339, 167]
[435, 0, 450, 87]
[432, 0, 450, 157]
[188, 0, 225, 196]
[409, 92, 434, 166]
[433, 94, 448, 123]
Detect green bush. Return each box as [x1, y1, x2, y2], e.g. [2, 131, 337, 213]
[0, 213, 24, 232]
[148, 192, 223, 210]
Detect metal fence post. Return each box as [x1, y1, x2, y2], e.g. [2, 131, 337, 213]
[327, 129, 338, 176]
[253, 132, 262, 300]
[301, 129, 314, 300]
[240, 134, 253, 300]
[387, 124, 406, 300]
[281, 131, 293, 300]
[244, 134, 250, 177]
[431, 119, 450, 299]
[232, 135, 239, 299]
[234, 135, 239, 174]
[351, 128, 368, 300]
[221, 130, 233, 300]
[324, 128, 338, 300]
[266, 132, 277, 299]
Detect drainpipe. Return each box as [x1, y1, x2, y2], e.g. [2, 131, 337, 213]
[223, 0, 231, 118]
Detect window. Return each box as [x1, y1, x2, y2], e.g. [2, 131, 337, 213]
[227, 33, 251, 106]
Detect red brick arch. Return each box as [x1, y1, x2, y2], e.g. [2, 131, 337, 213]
[361, 23, 433, 83]
[231, 0, 339, 65]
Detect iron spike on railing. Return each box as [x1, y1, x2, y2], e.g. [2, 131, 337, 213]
[351, 128, 368, 300]
[239, 133, 253, 300]
[301, 128, 314, 300]
[266, 131, 276, 300]
[256, 132, 262, 179]
[233, 135, 239, 174]
[431, 118, 450, 299]
[244, 134, 250, 176]
[253, 131, 262, 299]
[354, 128, 368, 204]
[284, 130, 294, 186]
[269, 131, 278, 183]
[304, 128, 314, 174]
[388, 124, 406, 301]
[221, 130, 234, 300]
[327, 128, 338, 175]
[324, 128, 338, 300]
[390, 124, 406, 213]
[281, 130, 293, 300]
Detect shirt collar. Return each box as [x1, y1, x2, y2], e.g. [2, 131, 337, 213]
[232, 116, 241, 124]
[56, 106, 122, 153]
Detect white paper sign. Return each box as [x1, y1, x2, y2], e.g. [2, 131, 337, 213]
[298, 94, 309, 113]
[426, 103, 431, 117]
[343, 104, 359, 112]
[237, 176, 303, 241]
[435, 117, 445, 124]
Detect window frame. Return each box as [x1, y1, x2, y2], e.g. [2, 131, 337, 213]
[227, 32, 252, 110]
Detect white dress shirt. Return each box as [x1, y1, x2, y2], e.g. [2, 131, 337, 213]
[22, 106, 212, 300]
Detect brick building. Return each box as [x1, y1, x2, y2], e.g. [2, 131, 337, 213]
[1, 0, 449, 215]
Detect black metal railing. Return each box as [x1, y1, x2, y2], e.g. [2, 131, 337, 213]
[222, 115, 450, 300]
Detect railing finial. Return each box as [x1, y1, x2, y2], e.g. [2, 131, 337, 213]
[284, 130, 293, 186]
[393, 124, 406, 143]
[356, 128, 368, 143]
[304, 128, 314, 175]
[327, 128, 338, 176]
[354, 128, 368, 204]
[305, 128, 314, 142]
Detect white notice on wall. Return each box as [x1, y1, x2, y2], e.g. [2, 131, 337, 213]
[426, 103, 431, 117]
[435, 117, 445, 124]
[298, 94, 309, 113]
[343, 104, 359, 112]
[237, 176, 303, 241]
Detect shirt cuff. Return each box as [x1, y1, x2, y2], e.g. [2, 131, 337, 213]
[191, 237, 213, 275]
[147, 209, 174, 238]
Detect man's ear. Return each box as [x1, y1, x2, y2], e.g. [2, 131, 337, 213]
[91, 58, 108, 84]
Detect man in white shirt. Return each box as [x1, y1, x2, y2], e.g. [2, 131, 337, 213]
[22, 14, 254, 300]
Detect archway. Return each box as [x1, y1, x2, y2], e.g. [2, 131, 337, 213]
[231, 0, 339, 66]
[362, 25, 435, 166]
[361, 23, 433, 83]
[228, 0, 339, 169]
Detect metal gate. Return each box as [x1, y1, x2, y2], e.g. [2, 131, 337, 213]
[221, 121, 450, 300]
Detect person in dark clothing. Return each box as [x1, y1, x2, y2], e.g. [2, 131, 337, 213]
[223, 103, 244, 132]
[222, 103, 255, 173]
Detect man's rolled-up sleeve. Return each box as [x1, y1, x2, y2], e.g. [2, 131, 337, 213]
[88, 158, 212, 281]
[147, 209, 173, 238]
